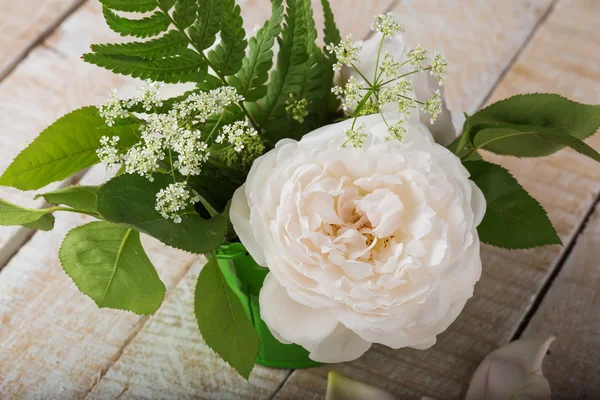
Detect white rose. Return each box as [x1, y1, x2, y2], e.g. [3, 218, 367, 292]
[345, 30, 465, 146]
[230, 114, 486, 363]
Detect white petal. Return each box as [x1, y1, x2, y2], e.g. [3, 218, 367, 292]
[229, 186, 266, 266]
[469, 180, 487, 227]
[326, 371, 396, 400]
[465, 336, 555, 400]
[309, 324, 372, 363]
[259, 273, 339, 348]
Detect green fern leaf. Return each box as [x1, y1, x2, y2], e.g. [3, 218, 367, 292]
[103, 7, 170, 38]
[189, 0, 222, 51]
[250, 0, 309, 131]
[173, 0, 198, 29]
[83, 49, 208, 84]
[320, 0, 341, 47]
[100, 0, 157, 13]
[230, 0, 284, 101]
[208, 0, 247, 76]
[90, 31, 187, 60]
[157, 0, 177, 9]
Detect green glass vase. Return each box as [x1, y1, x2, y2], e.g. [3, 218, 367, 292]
[216, 243, 322, 369]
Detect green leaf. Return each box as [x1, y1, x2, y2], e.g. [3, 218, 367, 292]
[465, 160, 561, 249]
[97, 173, 227, 254]
[250, 0, 310, 129]
[0, 107, 139, 191]
[207, 0, 247, 76]
[320, 0, 341, 48]
[36, 186, 99, 216]
[468, 94, 600, 157]
[172, 0, 198, 29]
[83, 50, 208, 84]
[0, 198, 55, 231]
[188, 0, 222, 51]
[59, 221, 165, 315]
[100, 0, 158, 13]
[194, 254, 259, 379]
[473, 125, 600, 163]
[91, 30, 187, 60]
[102, 7, 170, 39]
[230, 0, 284, 101]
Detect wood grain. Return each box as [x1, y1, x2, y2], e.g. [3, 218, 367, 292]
[274, 0, 600, 398]
[0, 0, 83, 79]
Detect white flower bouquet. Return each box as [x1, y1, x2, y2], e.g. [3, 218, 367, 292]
[1, 0, 599, 379]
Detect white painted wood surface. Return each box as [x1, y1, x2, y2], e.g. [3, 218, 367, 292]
[0, 0, 599, 399]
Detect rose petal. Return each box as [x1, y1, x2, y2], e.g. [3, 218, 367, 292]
[465, 336, 555, 400]
[309, 323, 372, 363]
[259, 273, 340, 348]
[230, 186, 266, 266]
[469, 180, 486, 227]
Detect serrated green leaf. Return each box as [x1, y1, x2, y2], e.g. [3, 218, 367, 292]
[207, 0, 247, 76]
[91, 30, 187, 60]
[465, 160, 561, 249]
[472, 125, 600, 163]
[97, 173, 227, 254]
[100, 0, 157, 13]
[173, 0, 198, 29]
[250, 0, 309, 132]
[103, 7, 170, 38]
[230, 0, 283, 101]
[59, 221, 165, 315]
[36, 186, 99, 216]
[0, 107, 139, 191]
[468, 94, 600, 157]
[194, 254, 259, 379]
[0, 198, 55, 231]
[189, 0, 222, 51]
[157, 0, 177, 9]
[83, 50, 208, 84]
[320, 0, 341, 48]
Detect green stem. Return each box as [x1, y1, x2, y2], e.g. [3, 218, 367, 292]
[206, 113, 225, 142]
[350, 63, 374, 87]
[460, 130, 536, 160]
[373, 34, 386, 85]
[49, 206, 100, 218]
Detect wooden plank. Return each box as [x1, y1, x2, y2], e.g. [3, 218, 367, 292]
[274, 0, 600, 399]
[83, 1, 398, 399]
[519, 207, 600, 400]
[0, 0, 83, 79]
[498, 1, 600, 398]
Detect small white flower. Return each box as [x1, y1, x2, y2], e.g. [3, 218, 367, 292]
[379, 51, 401, 78]
[424, 90, 443, 123]
[135, 79, 164, 111]
[155, 182, 194, 223]
[99, 88, 129, 126]
[326, 34, 362, 72]
[387, 119, 407, 142]
[430, 52, 449, 84]
[407, 44, 429, 72]
[371, 13, 404, 36]
[343, 123, 368, 148]
[97, 136, 121, 169]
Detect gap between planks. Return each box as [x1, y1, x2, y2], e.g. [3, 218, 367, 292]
[0, 0, 89, 272]
[0, 0, 87, 83]
[511, 190, 600, 341]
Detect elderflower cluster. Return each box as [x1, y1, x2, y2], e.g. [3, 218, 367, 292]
[99, 88, 129, 127]
[326, 34, 362, 72]
[135, 80, 164, 111]
[329, 13, 449, 145]
[216, 121, 264, 168]
[173, 86, 243, 122]
[343, 123, 368, 149]
[285, 94, 309, 123]
[97, 136, 121, 169]
[155, 182, 200, 224]
[371, 13, 404, 36]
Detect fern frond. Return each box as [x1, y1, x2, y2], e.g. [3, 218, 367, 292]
[230, 0, 284, 101]
[82, 49, 208, 84]
[320, 0, 341, 47]
[189, 0, 223, 51]
[91, 31, 187, 60]
[208, 0, 247, 77]
[103, 7, 170, 38]
[251, 0, 309, 132]
[173, 0, 198, 29]
[100, 0, 157, 13]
